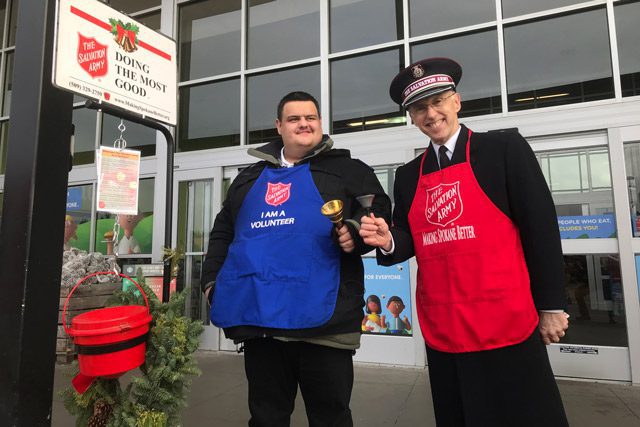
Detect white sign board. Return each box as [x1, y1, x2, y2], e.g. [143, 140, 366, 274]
[53, 0, 177, 125]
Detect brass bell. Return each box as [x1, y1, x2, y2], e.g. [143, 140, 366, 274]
[321, 200, 344, 228]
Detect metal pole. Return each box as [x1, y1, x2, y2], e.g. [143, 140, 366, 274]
[84, 100, 175, 302]
[0, 0, 73, 424]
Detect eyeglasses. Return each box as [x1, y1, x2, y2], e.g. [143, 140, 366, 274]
[409, 92, 457, 113]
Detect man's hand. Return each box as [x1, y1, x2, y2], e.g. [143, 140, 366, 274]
[359, 214, 392, 251]
[538, 312, 569, 345]
[336, 224, 355, 253]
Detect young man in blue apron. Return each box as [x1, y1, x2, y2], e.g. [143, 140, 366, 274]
[201, 91, 391, 427]
[360, 58, 569, 426]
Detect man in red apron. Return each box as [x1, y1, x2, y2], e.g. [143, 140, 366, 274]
[360, 58, 569, 426]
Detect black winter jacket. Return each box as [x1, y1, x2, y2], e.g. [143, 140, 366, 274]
[201, 135, 392, 341]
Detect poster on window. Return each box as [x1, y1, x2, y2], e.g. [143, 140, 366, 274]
[362, 259, 412, 336]
[557, 214, 616, 239]
[96, 146, 140, 214]
[122, 264, 176, 301]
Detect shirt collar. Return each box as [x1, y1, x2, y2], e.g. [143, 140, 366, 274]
[280, 147, 294, 168]
[430, 125, 461, 156]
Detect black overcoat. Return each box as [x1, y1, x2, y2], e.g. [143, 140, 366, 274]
[379, 124, 568, 426]
[380, 124, 566, 310]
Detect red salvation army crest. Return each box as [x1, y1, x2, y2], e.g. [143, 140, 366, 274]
[77, 34, 108, 78]
[425, 181, 463, 227]
[265, 182, 292, 206]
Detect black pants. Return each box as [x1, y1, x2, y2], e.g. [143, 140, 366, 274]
[426, 331, 569, 427]
[243, 338, 354, 427]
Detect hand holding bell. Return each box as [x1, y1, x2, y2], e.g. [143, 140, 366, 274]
[356, 194, 375, 216]
[321, 199, 344, 228]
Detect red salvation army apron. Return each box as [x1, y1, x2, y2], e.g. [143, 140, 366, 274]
[408, 129, 538, 353]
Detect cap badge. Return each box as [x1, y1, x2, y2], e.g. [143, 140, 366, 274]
[412, 65, 425, 79]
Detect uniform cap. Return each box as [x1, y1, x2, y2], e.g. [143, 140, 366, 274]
[389, 57, 462, 107]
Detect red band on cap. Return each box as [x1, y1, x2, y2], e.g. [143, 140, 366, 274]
[402, 74, 454, 102]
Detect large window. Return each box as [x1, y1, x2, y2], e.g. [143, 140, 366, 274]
[165, 0, 640, 150]
[64, 184, 94, 253]
[374, 165, 398, 198]
[95, 178, 155, 257]
[2, 52, 12, 116]
[64, 178, 155, 258]
[539, 147, 615, 239]
[409, 0, 496, 36]
[106, 0, 160, 14]
[501, 0, 585, 18]
[247, 64, 321, 145]
[330, 0, 402, 53]
[136, 11, 161, 31]
[411, 30, 502, 117]
[72, 108, 98, 166]
[0, 0, 11, 178]
[247, 0, 320, 69]
[331, 49, 404, 134]
[0, 120, 8, 174]
[7, 0, 16, 47]
[504, 8, 614, 111]
[624, 142, 640, 236]
[178, 78, 241, 151]
[102, 114, 157, 157]
[615, 1, 640, 97]
[0, 1, 6, 40]
[179, 0, 242, 80]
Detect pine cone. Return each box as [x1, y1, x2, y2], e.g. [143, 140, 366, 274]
[87, 399, 112, 427]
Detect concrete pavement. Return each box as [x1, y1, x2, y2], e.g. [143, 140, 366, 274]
[52, 350, 640, 426]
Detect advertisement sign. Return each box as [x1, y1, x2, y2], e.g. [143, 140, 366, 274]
[96, 146, 141, 214]
[122, 264, 176, 301]
[557, 214, 616, 239]
[53, 0, 177, 125]
[636, 255, 640, 298]
[66, 187, 83, 210]
[362, 259, 412, 336]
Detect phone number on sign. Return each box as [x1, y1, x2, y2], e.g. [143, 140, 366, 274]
[68, 80, 102, 98]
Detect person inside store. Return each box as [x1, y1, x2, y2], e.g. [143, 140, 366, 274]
[201, 91, 391, 427]
[359, 57, 570, 426]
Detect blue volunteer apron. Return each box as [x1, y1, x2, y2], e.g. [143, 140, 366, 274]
[211, 163, 341, 329]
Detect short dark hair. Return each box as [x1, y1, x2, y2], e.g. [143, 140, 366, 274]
[277, 91, 320, 120]
[387, 296, 404, 307]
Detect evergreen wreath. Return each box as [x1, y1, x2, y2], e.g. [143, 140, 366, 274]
[61, 271, 204, 427]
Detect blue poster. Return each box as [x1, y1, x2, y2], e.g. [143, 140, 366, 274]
[66, 187, 83, 211]
[362, 258, 412, 337]
[557, 214, 616, 239]
[636, 256, 640, 298]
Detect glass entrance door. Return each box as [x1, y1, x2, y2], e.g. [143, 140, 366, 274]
[534, 135, 631, 381]
[174, 168, 225, 351]
[553, 253, 630, 380]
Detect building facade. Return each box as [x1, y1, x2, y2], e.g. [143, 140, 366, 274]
[1, 0, 640, 384]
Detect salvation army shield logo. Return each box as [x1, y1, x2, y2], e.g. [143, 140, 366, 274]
[425, 181, 463, 227]
[265, 182, 291, 206]
[77, 34, 108, 78]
